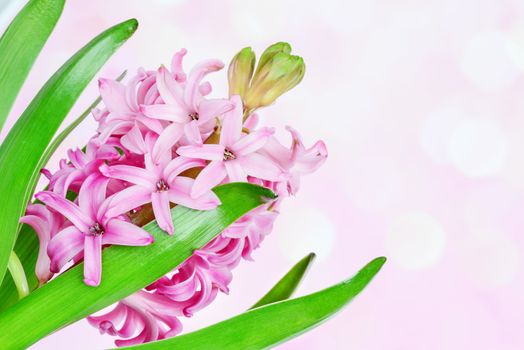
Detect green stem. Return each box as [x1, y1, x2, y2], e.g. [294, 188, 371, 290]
[7, 251, 29, 299]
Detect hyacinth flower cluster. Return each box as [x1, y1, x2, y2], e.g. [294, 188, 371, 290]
[19, 42, 327, 346]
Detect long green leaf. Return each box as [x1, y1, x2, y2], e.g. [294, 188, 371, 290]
[250, 252, 315, 309]
[0, 18, 138, 287]
[0, 0, 64, 131]
[0, 183, 276, 349]
[122, 257, 386, 350]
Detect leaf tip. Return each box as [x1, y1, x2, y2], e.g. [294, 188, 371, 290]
[122, 18, 139, 34]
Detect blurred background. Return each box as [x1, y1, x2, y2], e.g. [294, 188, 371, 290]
[1, 0, 524, 349]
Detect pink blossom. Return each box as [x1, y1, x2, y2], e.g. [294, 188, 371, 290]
[141, 59, 234, 148]
[261, 126, 328, 195]
[35, 174, 154, 286]
[100, 154, 220, 235]
[177, 95, 286, 198]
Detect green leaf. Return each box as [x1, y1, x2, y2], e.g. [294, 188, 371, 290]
[122, 257, 386, 350]
[0, 224, 39, 311]
[250, 252, 315, 309]
[0, 183, 276, 349]
[0, 18, 138, 287]
[0, 0, 64, 131]
[0, 71, 127, 312]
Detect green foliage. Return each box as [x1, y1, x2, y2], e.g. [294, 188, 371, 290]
[0, 0, 64, 130]
[121, 257, 386, 350]
[0, 17, 138, 286]
[250, 252, 315, 309]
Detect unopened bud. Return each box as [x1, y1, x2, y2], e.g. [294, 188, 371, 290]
[228, 47, 255, 97]
[244, 51, 305, 110]
[253, 42, 291, 79]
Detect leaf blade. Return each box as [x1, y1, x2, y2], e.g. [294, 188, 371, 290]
[0, 183, 276, 349]
[122, 257, 386, 350]
[0, 18, 138, 286]
[0, 0, 65, 131]
[250, 252, 315, 309]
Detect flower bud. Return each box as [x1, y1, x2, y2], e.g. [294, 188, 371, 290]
[244, 50, 305, 110]
[253, 42, 291, 79]
[228, 47, 255, 97]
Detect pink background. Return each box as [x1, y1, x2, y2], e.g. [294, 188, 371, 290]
[2, 0, 523, 349]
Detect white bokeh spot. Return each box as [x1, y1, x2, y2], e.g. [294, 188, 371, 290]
[275, 205, 336, 263]
[385, 212, 446, 269]
[460, 31, 520, 90]
[446, 119, 508, 178]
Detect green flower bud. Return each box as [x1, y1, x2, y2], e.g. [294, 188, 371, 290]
[228, 47, 255, 98]
[253, 42, 291, 80]
[245, 50, 305, 110]
[227, 42, 306, 118]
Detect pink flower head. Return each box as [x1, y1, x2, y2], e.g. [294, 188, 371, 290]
[23, 46, 327, 346]
[36, 174, 154, 286]
[177, 95, 286, 198]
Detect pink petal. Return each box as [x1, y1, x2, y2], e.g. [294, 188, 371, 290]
[243, 113, 259, 130]
[168, 177, 220, 210]
[156, 66, 185, 106]
[197, 99, 234, 124]
[176, 144, 224, 161]
[224, 160, 247, 182]
[99, 78, 130, 114]
[121, 125, 147, 154]
[104, 185, 152, 218]
[184, 120, 202, 145]
[140, 104, 188, 123]
[259, 135, 292, 168]
[295, 140, 328, 174]
[184, 59, 224, 111]
[232, 127, 274, 156]
[239, 153, 286, 181]
[151, 191, 174, 235]
[20, 214, 53, 283]
[99, 164, 157, 190]
[199, 82, 212, 96]
[78, 174, 109, 220]
[104, 219, 154, 246]
[152, 123, 184, 165]
[191, 160, 227, 198]
[171, 48, 187, 82]
[47, 226, 84, 273]
[84, 235, 103, 287]
[35, 191, 91, 232]
[219, 95, 243, 147]
[164, 157, 206, 183]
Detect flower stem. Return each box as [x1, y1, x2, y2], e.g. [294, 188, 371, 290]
[7, 251, 29, 299]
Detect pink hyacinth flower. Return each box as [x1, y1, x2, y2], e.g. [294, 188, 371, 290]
[261, 126, 328, 195]
[140, 61, 234, 163]
[177, 95, 286, 198]
[100, 155, 220, 235]
[36, 174, 154, 287]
